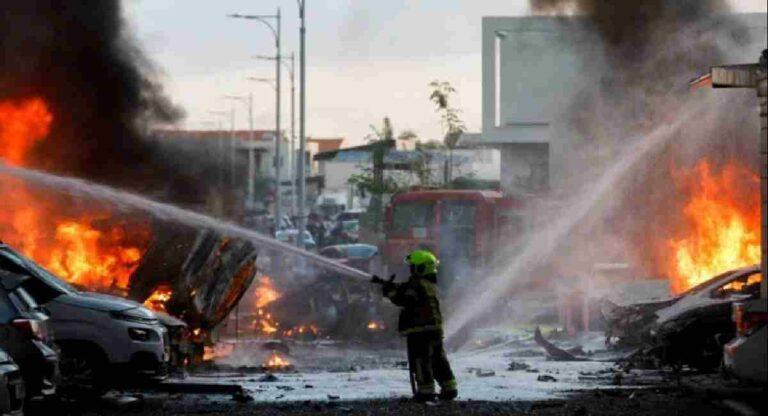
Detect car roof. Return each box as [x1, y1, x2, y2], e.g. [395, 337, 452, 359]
[324, 243, 376, 250]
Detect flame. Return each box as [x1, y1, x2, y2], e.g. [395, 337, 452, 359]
[254, 276, 281, 308]
[667, 160, 761, 293]
[253, 308, 279, 334]
[367, 320, 386, 331]
[265, 351, 290, 368]
[283, 324, 319, 338]
[144, 286, 173, 312]
[203, 342, 235, 362]
[0, 97, 53, 166]
[0, 97, 150, 293]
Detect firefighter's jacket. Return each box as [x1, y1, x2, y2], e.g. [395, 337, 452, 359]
[382, 274, 443, 335]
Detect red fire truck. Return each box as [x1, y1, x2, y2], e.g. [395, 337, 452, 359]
[382, 189, 524, 286]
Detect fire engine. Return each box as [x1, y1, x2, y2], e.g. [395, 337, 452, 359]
[382, 188, 524, 288]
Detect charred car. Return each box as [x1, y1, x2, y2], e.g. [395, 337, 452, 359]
[602, 265, 762, 370]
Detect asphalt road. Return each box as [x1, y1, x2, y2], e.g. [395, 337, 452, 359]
[26, 388, 761, 416]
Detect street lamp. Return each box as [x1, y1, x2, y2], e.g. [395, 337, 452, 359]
[255, 53, 297, 218]
[296, 0, 307, 247]
[208, 110, 229, 187]
[229, 9, 283, 232]
[224, 94, 255, 207]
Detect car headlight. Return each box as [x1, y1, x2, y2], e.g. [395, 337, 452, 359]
[128, 327, 156, 342]
[111, 308, 158, 324]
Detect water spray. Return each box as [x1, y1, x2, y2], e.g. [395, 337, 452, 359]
[0, 163, 372, 282]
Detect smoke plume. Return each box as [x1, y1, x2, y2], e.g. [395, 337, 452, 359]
[526, 0, 759, 277]
[0, 0, 217, 202]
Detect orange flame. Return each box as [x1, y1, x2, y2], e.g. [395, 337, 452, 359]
[254, 276, 281, 308]
[253, 308, 279, 334]
[283, 324, 319, 338]
[203, 342, 235, 362]
[265, 351, 290, 368]
[0, 97, 150, 293]
[144, 285, 173, 313]
[367, 320, 386, 331]
[667, 160, 761, 293]
[0, 97, 53, 166]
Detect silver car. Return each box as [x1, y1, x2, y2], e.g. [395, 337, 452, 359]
[0, 244, 169, 395]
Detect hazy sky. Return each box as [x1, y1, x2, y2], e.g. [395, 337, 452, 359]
[125, 0, 767, 146]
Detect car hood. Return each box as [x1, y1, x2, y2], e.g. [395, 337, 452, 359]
[54, 291, 144, 313]
[655, 295, 734, 325]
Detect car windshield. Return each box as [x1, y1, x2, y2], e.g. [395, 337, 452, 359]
[344, 245, 377, 258]
[391, 202, 434, 233]
[680, 268, 748, 297]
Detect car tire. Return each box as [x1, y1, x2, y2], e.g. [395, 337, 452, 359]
[57, 343, 109, 399]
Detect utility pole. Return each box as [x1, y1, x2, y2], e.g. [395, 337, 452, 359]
[208, 110, 228, 187]
[225, 94, 255, 208]
[229, 9, 282, 232]
[297, 0, 307, 247]
[255, 53, 296, 217]
[228, 103, 236, 187]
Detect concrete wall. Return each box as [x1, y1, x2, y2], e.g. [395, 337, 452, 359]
[481, 16, 587, 193]
[481, 16, 585, 144]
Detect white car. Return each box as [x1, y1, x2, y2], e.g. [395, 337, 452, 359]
[0, 244, 169, 394]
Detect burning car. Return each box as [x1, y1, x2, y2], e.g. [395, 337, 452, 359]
[0, 242, 168, 395]
[603, 265, 762, 370]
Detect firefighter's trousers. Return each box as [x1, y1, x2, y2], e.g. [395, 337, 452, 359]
[406, 331, 457, 398]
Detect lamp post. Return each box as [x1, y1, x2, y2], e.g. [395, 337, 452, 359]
[224, 94, 255, 207]
[208, 110, 230, 188]
[229, 9, 283, 232]
[255, 53, 297, 218]
[296, 0, 307, 247]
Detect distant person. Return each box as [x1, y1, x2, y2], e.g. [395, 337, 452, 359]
[307, 213, 326, 247]
[372, 250, 457, 402]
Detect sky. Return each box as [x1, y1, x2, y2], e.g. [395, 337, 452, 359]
[125, 0, 767, 146]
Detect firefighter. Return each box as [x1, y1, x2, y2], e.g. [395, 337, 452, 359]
[373, 250, 458, 402]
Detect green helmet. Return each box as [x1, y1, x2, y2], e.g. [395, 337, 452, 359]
[404, 250, 439, 276]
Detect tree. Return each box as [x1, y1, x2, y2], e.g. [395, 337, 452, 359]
[429, 81, 466, 183]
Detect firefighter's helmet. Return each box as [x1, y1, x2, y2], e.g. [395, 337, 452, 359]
[404, 250, 439, 276]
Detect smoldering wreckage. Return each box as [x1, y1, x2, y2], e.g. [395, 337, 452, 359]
[0, 1, 767, 415]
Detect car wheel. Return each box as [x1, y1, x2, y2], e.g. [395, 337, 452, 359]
[58, 346, 108, 399]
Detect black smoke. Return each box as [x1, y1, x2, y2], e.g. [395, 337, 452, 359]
[0, 0, 220, 204]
